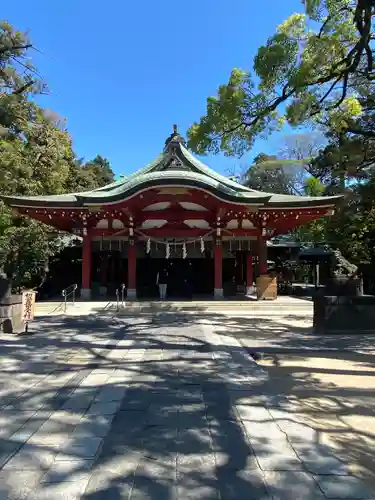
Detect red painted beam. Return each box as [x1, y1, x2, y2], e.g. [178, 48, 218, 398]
[110, 190, 252, 214]
[138, 228, 259, 238]
[136, 211, 213, 221]
[91, 228, 128, 237]
[136, 229, 212, 238]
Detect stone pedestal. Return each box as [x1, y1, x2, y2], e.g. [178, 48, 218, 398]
[313, 295, 375, 333]
[214, 288, 224, 299]
[0, 294, 23, 333]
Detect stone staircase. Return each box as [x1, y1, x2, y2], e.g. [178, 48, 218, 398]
[34, 301, 111, 317]
[34, 296, 313, 318]
[109, 297, 313, 316]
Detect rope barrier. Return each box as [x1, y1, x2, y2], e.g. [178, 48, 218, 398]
[134, 229, 215, 245]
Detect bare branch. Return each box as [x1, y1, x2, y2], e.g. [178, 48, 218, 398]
[0, 44, 32, 56]
[12, 80, 35, 95]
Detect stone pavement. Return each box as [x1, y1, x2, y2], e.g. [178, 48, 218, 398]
[0, 311, 373, 499]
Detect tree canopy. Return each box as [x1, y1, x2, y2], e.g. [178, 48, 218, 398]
[186, 1, 375, 269]
[0, 22, 114, 289]
[187, 1, 375, 160]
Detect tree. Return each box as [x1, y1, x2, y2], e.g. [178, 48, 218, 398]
[187, 1, 375, 158]
[66, 155, 114, 192]
[186, 1, 375, 265]
[0, 23, 115, 289]
[240, 133, 325, 195]
[243, 153, 296, 194]
[0, 22, 45, 137]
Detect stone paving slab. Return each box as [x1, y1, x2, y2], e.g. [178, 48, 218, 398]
[0, 312, 373, 499]
[263, 471, 326, 500]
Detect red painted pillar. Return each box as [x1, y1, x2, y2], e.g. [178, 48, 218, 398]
[127, 239, 137, 299]
[214, 239, 223, 299]
[81, 235, 91, 299]
[258, 234, 268, 275]
[246, 253, 253, 294]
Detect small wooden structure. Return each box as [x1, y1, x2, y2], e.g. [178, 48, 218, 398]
[256, 275, 277, 300]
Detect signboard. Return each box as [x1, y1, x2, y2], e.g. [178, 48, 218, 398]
[22, 290, 36, 323]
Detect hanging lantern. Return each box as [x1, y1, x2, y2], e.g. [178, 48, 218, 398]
[146, 238, 151, 254]
[182, 242, 187, 259]
[166, 243, 170, 259]
[200, 237, 205, 253]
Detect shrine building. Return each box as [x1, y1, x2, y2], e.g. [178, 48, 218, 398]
[1, 126, 341, 300]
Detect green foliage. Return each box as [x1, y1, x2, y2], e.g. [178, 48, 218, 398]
[303, 176, 325, 196]
[243, 153, 298, 194]
[0, 215, 63, 290]
[68, 155, 115, 192]
[188, 2, 375, 267]
[0, 23, 114, 289]
[325, 169, 375, 264]
[187, 1, 374, 158]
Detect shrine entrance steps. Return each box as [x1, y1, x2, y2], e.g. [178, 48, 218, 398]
[34, 296, 313, 318]
[108, 296, 313, 316]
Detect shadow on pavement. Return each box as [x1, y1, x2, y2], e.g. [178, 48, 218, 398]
[0, 307, 373, 499]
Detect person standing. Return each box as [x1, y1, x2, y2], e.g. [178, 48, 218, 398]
[156, 268, 168, 300]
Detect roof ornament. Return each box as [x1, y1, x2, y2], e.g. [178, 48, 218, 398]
[164, 124, 186, 149]
[162, 124, 187, 170]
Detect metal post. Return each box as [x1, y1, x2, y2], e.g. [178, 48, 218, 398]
[64, 293, 67, 313]
[72, 285, 76, 305]
[121, 283, 125, 305]
[116, 288, 119, 311]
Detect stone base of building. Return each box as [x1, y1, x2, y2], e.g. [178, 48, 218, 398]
[127, 288, 137, 300]
[0, 294, 23, 333]
[246, 285, 255, 296]
[99, 286, 107, 296]
[81, 288, 91, 300]
[214, 288, 224, 299]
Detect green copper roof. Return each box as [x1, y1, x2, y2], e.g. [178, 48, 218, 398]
[258, 191, 342, 208]
[1, 132, 342, 209]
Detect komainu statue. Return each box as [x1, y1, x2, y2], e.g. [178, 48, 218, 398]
[331, 249, 358, 277]
[327, 249, 362, 296]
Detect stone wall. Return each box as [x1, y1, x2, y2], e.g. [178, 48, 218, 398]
[0, 294, 24, 333]
[313, 295, 375, 334]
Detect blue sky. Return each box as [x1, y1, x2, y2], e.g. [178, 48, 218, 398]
[4, 0, 304, 178]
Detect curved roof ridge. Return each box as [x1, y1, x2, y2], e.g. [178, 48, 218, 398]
[178, 145, 254, 192]
[259, 191, 343, 205]
[77, 170, 269, 202]
[90, 153, 166, 193]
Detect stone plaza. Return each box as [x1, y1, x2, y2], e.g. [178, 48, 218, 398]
[0, 302, 374, 499]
